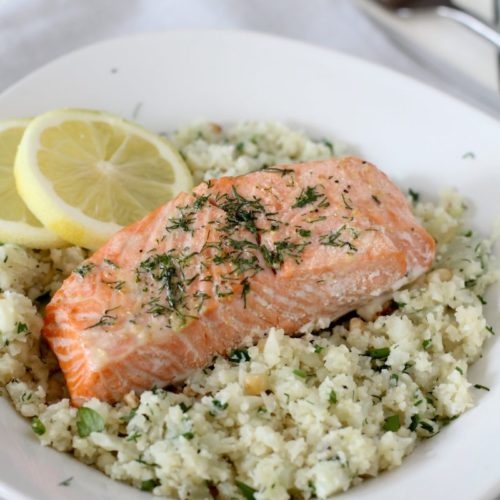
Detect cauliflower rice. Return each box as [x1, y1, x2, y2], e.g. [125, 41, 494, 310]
[0, 121, 498, 499]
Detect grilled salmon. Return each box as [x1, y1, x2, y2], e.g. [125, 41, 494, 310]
[43, 157, 435, 405]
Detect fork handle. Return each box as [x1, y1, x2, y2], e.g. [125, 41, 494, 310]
[435, 5, 500, 50]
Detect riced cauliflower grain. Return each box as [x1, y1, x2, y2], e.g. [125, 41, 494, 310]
[0, 122, 497, 500]
[171, 121, 346, 183]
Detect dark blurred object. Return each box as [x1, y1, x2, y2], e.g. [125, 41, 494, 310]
[374, 0, 500, 49]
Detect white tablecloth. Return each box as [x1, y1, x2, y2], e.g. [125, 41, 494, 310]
[0, 0, 499, 117]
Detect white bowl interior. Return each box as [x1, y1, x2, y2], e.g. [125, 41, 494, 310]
[0, 30, 499, 500]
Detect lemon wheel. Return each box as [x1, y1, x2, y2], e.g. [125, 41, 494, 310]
[14, 109, 193, 250]
[0, 119, 66, 248]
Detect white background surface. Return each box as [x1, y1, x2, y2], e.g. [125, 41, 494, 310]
[1, 0, 499, 117]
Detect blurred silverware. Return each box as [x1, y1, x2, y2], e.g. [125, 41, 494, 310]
[375, 0, 500, 49]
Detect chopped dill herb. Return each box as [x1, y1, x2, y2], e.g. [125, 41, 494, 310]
[408, 189, 420, 203]
[477, 295, 487, 305]
[261, 166, 294, 176]
[422, 339, 432, 350]
[437, 415, 459, 427]
[463, 230, 473, 238]
[473, 384, 490, 391]
[179, 402, 192, 413]
[293, 368, 309, 379]
[74, 263, 95, 277]
[229, 348, 250, 363]
[182, 431, 195, 440]
[364, 347, 390, 359]
[313, 344, 324, 354]
[119, 409, 136, 423]
[319, 225, 357, 253]
[296, 227, 311, 238]
[103, 258, 119, 268]
[217, 186, 268, 234]
[462, 151, 476, 159]
[455, 366, 464, 375]
[409, 415, 420, 432]
[235, 142, 245, 154]
[16, 322, 28, 334]
[193, 194, 209, 211]
[126, 431, 142, 442]
[260, 239, 308, 270]
[212, 399, 228, 411]
[31, 416, 46, 435]
[465, 279, 477, 288]
[486, 325, 495, 335]
[166, 211, 195, 233]
[322, 139, 334, 153]
[138, 251, 197, 321]
[308, 480, 317, 497]
[102, 279, 125, 291]
[329, 390, 337, 404]
[58, 477, 74, 487]
[241, 278, 251, 307]
[419, 421, 435, 433]
[341, 193, 353, 210]
[140, 479, 160, 492]
[215, 284, 234, 298]
[235, 480, 257, 500]
[85, 307, 119, 329]
[293, 186, 322, 208]
[390, 373, 399, 387]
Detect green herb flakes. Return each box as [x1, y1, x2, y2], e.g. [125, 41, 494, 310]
[31, 416, 46, 435]
[389, 373, 399, 387]
[473, 384, 490, 391]
[293, 369, 308, 379]
[365, 347, 390, 359]
[58, 477, 74, 487]
[119, 409, 137, 423]
[329, 390, 338, 404]
[235, 480, 257, 500]
[16, 322, 28, 334]
[141, 479, 160, 492]
[409, 415, 420, 432]
[422, 339, 432, 350]
[76, 407, 104, 438]
[293, 186, 322, 208]
[419, 421, 435, 433]
[408, 189, 420, 203]
[229, 348, 250, 363]
[74, 263, 95, 278]
[383, 415, 401, 432]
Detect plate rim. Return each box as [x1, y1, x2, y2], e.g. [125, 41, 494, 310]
[1, 28, 499, 129]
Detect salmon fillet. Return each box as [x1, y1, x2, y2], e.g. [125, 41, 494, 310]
[43, 157, 435, 405]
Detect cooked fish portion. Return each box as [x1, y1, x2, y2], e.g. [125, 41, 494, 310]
[43, 157, 435, 405]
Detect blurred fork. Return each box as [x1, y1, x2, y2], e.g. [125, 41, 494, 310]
[376, 0, 500, 49]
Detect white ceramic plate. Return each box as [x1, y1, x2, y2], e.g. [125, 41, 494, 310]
[0, 30, 499, 500]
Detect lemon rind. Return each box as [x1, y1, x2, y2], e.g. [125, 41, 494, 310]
[14, 109, 193, 250]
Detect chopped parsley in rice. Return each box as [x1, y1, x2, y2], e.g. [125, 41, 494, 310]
[0, 122, 497, 499]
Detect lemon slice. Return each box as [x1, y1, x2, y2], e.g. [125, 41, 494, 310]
[15, 109, 193, 250]
[0, 119, 66, 248]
